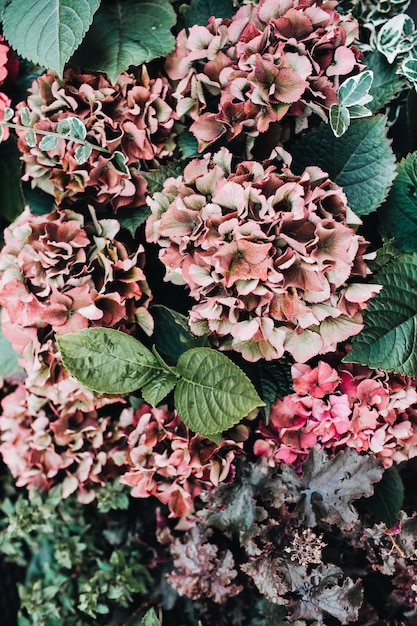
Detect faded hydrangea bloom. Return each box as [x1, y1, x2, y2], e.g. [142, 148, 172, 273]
[166, 0, 363, 154]
[146, 148, 380, 362]
[120, 404, 245, 518]
[14, 66, 177, 210]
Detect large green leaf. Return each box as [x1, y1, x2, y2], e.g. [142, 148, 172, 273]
[346, 253, 417, 377]
[365, 466, 404, 528]
[151, 305, 194, 360]
[174, 348, 264, 435]
[2, 0, 100, 76]
[71, 0, 176, 83]
[291, 115, 396, 216]
[57, 328, 163, 394]
[378, 153, 417, 252]
[364, 50, 405, 113]
[184, 0, 235, 27]
[0, 136, 25, 223]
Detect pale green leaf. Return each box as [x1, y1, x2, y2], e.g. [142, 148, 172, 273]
[25, 129, 37, 147]
[141, 348, 178, 406]
[20, 106, 31, 126]
[68, 117, 87, 140]
[338, 70, 374, 107]
[291, 115, 396, 216]
[74, 143, 92, 164]
[141, 608, 160, 626]
[2, 0, 100, 76]
[71, 0, 176, 84]
[402, 57, 417, 85]
[348, 105, 372, 119]
[174, 348, 264, 435]
[57, 328, 164, 394]
[329, 104, 350, 137]
[3, 107, 14, 122]
[378, 152, 417, 252]
[57, 118, 72, 136]
[346, 253, 417, 377]
[39, 134, 58, 151]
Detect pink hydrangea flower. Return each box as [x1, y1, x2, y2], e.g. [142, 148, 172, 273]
[255, 351, 417, 468]
[0, 381, 132, 502]
[146, 148, 380, 362]
[14, 66, 177, 211]
[0, 206, 153, 393]
[120, 404, 245, 518]
[165, 0, 363, 154]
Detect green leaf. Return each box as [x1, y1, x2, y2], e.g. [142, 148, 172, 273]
[141, 348, 178, 406]
[257, 358, 293, 422]
[291, 115, 396, 216]
[57, 328, 164, 394]
[178, 131, 199, 159]
[174, 348, 264, 435]
[402, 57, 417, 86]
[338, 70, 373, 107]
[365, 466, 404, 528]
[378, 152, 417, 252]
[346, 253, 417, 377]
[151, 304, 194, 360]
[329, 104, 350, 137]
[0, 136, 25, 223]
[364, 51, 405, 112]
[39, 135, 58, 151]
[141, 162, 185, 196]
[0, 311, 24, 378]
[23, 184, 55, 216]
[2, 0, 100, 76]
[117, 205, 151, 237]
[184, 0, 235, 27]
[74, 143, 92, 164]
[71, 0, 176, 84]
[141, 608, 160, 626]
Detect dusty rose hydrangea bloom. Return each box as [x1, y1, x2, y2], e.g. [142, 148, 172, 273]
[146, 148, 379, 362]
[120, 403, 244, 518]
[0, 381, 132, 502]
[14, 66, 177, 210]
[0, 206, 153, 391]
[255, 354, 417, 468]
[165, 0, 363, 153]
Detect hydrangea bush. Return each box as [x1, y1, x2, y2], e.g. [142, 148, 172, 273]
[0, 0, 417, 625]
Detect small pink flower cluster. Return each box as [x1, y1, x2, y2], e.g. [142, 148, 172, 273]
[166, 0, 362, 153]
[120, 403, 244, 518]
[0, 206, 152, 388]
[146, 148, 379, 362]
[255, 357, 417, 468]
[0, 35, 18, 143]
[0, 381, 132, 502]
[14, 66, 177, 210]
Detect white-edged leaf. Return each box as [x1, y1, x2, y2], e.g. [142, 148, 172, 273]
[25, 129, 37, 147]
[57, 118, 73, 136]
[329, 104, 350, 137]
[174, 347, 264, 436]
[112, 150, 130, 175]
[402, 57, 417, 85]
[2, 0, 100, 76]
[2, 107, 14, 122]
[338, 70, 374, 107]
[68, 116, 87, 140]
[39, 134, 58, 151]
[71, 0, 176, 84]
[347, 104, 372, 119]
[57, 328, 165, 394]
[74, 143, 92, 164]
[376, 14, 416, 64]
[0, 127, 4, 142]
[20, 106, 31, 126]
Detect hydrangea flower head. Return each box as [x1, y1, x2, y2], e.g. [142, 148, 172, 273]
[14, 66, 177, 210]
[146, 148, 380, 362]
[166, 0, 363, 153]
[255, 353, 417, 468]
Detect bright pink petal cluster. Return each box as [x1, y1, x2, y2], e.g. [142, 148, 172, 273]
[255, 356, 417, 468]
[120, 404, 244, 518]
[0, 206, 152, 391]
[0, 35, 19, 143]
[0, 381, 133, 502]
[146, 148, 379, 362]
[14, 66, 177, 210]
[166, 0, 362, 153]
